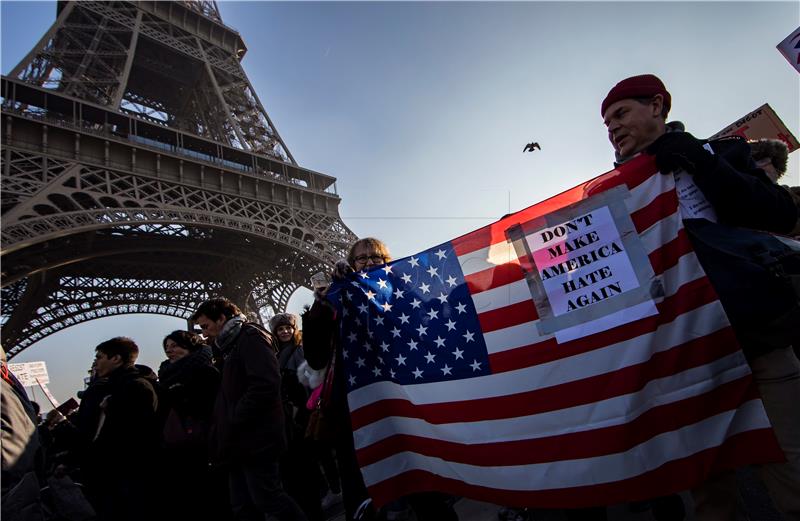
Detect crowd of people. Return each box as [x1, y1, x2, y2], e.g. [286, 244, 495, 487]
[1, 308, 342, 521]
[2, 74, 799, 521]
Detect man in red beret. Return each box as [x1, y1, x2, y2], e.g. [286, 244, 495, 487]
[601, 75, 800, 520]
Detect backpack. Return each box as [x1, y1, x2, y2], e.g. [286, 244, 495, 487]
[686, 219, 800, 358]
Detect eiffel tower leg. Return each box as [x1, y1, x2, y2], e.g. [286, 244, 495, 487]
[1, 1, 357, 359]
[1, 273, 55, 356]
[8, 2, 76, 79]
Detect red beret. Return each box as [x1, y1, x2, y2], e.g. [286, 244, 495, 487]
[601, 74, 671, 117]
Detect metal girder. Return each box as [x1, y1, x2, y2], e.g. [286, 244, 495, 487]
[180, 1, 223, 24]
[0, 2, 358, 356]
[7, 0, 295, 164]
[0, 229, 319, 357]
[0, 147, 353, 263]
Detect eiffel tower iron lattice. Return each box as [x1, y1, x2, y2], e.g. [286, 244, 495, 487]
[1, 1, 357, 358]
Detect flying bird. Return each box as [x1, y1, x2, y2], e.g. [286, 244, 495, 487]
[523, 142, 541, 153]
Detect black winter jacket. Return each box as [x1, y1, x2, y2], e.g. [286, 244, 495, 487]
[210, 323, 286, 465]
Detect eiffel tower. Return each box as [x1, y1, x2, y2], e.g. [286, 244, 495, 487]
[1, 1, 357, 358]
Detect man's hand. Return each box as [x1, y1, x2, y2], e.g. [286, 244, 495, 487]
[646, 132, 716, 176]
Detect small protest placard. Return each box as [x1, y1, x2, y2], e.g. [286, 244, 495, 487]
[710, 103, 799, 153]
[7, 361, 50, 387]
[508, 186, 659, 342]
[528, 207, 637, 316]
[777, 26, 800, 74]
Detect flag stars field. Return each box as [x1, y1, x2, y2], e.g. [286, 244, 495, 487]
[332, 242, 492, 391]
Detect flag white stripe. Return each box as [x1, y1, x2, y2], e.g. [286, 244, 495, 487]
[360, 399, 770, 489]
[480, 251, 707, 355]
[482, 319, 552, 354]
[465, 202, 680, 310]
[458, 241, 520, 278]
[623, 171, 676, 216]
[353, 352, 751, 450]
[469, 278, 531, 313]
[639, 211, 682, 254]
[348, 299, 731, 411]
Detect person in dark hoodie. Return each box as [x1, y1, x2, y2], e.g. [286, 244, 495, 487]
[77, 336, 162, 521]
[158, 330, 227, 520]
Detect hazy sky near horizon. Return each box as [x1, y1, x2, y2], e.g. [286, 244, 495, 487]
[2, 1, 798, 407]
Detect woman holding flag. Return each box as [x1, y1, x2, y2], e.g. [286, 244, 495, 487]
[302, 238, 458, 521]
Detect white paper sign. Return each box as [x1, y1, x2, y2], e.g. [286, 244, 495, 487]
[526, 206, 641, 317]
[554, 300, 658, 344]
[673, 168, 717, 222]
[7, 361, 50, 387]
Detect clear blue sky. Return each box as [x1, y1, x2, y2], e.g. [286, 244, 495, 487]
[3, 1, 799, 407]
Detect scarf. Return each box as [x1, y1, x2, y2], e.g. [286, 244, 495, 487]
[214, 314, 247, 354]
[158, 346, 214, 389]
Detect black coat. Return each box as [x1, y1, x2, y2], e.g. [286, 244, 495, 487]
[302, 300, 350, 433]
[158, 346, 219, 422]
[81, 365, 161, 466]
[680, 138, 800, 358]
[78, 364, 162, 521]
[210, 323, 286, 465]
[690, 136, 797, 233]
[620, 134, 800, 359]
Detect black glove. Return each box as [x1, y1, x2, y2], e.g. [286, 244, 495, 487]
[332, 259, 353, 281]
[646, 132, 716, 176]
[314, 260, 353, 300]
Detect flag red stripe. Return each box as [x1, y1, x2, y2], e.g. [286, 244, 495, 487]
[470, 231, 695, 341]
[631, 189, 679, 233]
[488, 275, 719, 374]
[366, 429, 783, 509]
[349, 325, 740, 429]
[477, 299, 539, 333]
[462, 195, 681, 298]
[356, 376, 759, 467]
[451, 183, 588, 257]
[451, 156, 659, 257]
[464, 261, 525, 295]
[647, 228, 693, 275]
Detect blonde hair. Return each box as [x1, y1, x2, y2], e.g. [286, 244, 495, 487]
[347, 237, 392, 268]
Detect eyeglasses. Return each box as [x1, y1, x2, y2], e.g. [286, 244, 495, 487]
[354, 254, 386, 264]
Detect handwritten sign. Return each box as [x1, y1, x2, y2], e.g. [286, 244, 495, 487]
[7, 361, 49, 387]
[710, 103, 799, 153]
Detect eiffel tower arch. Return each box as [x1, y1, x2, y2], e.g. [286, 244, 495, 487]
[1, 1, 357, 358]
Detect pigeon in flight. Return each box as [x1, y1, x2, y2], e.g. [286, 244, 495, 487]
[523, 142, 541, 152]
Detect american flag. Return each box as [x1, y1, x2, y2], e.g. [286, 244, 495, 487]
[330, 155, 783, 508]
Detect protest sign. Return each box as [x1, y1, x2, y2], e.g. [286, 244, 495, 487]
[8, 360, 50, 387]
[710, 103, 799, 152]
[777, 26, 800, 74]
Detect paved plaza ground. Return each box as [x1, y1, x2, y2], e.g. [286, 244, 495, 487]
[326, 467, 782, 521]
